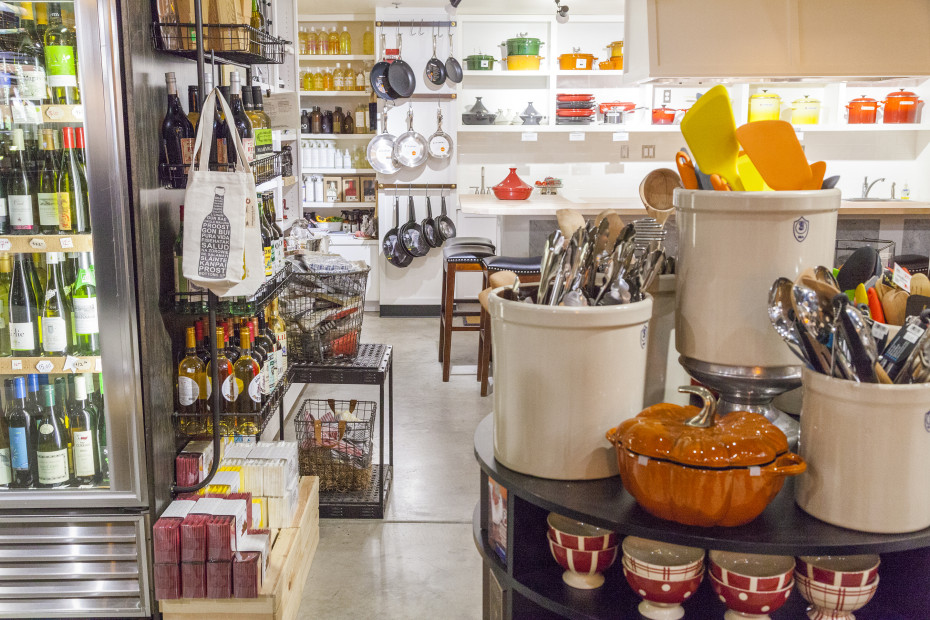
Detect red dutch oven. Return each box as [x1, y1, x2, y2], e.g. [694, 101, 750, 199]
[492, 168, 533, 200]
[846, 95, 879, 124]
[883, 89, 922, 124]
[651, 106, 680, 125]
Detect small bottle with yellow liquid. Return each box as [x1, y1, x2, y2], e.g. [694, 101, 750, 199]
[339, 26, 352, 55]
[328, 27, 339, 55]
[362, 26, 374, 55]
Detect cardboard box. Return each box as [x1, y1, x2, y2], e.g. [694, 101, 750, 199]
[213, 0, 249, 52]
[176, 0, 210, 51]
[323, 177, 342, 203]
[343, 177, 360, 202]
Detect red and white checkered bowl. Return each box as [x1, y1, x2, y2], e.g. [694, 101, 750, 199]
[709, 550, 795, 592]
[622, 558, 704, 605]
[709, 571, 794, 619]
[547, 531, 618, 589]
[796, 555, 880, 588]
[621, 536, 705, 581]
[795, 572, 879, 619]
[547, 512, 619, 551]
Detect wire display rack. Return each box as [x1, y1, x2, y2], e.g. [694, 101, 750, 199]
[173, 376, 289, 441]
[158, 151, 285, 190]
[170, 263, 291, 316]
[152, 22, 289, 65]
[295, 399, 377, 493]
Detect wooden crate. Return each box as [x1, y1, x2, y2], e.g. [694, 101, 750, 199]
[160, 476, 320, 620]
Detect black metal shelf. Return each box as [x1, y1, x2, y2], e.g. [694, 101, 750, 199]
[319, 465, 393, 519]
[158, 150, 286, 190]
[173, 376, 289, 441]
[152, 21, 289, 66]
[169, 264, 291, 316]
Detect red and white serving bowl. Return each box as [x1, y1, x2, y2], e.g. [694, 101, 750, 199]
[709, 550, 795, 592]
[795, 555, 880, 588]
[622, 557, 703, 620]
[621, 536, 705, 581]
[547, 512, 618, 552]
[795, 572, 879, 620]
[709, 571, 794, 620]
[546, 531, 618, 589]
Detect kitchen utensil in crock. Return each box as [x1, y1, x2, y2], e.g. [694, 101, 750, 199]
[675, 151, 699, 190]
[427, 107, 453, 160]
[748, 89, 782, 122]
[736, 153, 768, 191]
[392, 107, 428, 168]
[821, 175, 840, 189]
[436, 193, 456, 241]
[835, 295, 880, 382]
[836, 245, 881, 291]
[425, 33, 446, 85]
[492, 168, 533, 200]
[736, 120, 812, 191]
[366, 108, 400, 174]
[444, 29, 463, 83]
[768, 277, 817, 369]
[558, 49, 596, 70]
[790, 95, 821, 125]
[639, 168, 681, 227]
[556, 208, 586, 240]
[506, 33, 543, 56]
[883, 89, 922, 124]
[506, 55, 543, 71]
[681, 84, 745, 190]
[806, 161, 827, 191]
[846, 95, 879, 124]
[387, 32, 416, 98]
[709, 174, 733, 191]
[383, 197, 413, 268]
[400, 194, 428, 257]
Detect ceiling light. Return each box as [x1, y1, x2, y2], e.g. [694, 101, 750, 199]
[555, 0, 569, 23]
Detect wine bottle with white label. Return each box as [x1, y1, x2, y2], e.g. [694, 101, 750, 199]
[41, 252, 72, 356]
[7, 377, 36, 488]
[37, 129, 61, 235]
[232, 327, 260, 434]
[9, 253, 40, 356]
[44, 2, 80, 105]
[71, 252, 99, 354]
[177, 326, 206, 420]
[0, 254, 11, 356]
[36, 384, 70, 488]
[6, 130, 39, 235]
[0, 171, 9, 234]
[69, 375, 98, 485]
[207, 326, 236, 434]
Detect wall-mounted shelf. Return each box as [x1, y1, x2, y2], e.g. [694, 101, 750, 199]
[301, 167, 375, 174]
[457, 123, 930, 135]
[303, 201, 376, 208]
[298, 54, 375, 62]
[0, 234, 94, 253]
[300, 91, 371, 97]
[301, 133, 375, 139]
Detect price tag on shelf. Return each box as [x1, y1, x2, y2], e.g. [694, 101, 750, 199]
[569, 132, 585, 142]
[74, 358, 91, 372]
[612, 132, 630, 142]
[35, 359, 53, 373]
[60, 237, 73, 249]
[63, 356, 79, 373]
[28, 238, 46, 250]
[521, 132, 538, 142]
[11, 360, 22, 370]
[0, 239, 10, 251]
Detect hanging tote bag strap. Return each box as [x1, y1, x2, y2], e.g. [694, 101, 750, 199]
[190, 87, 253, 178]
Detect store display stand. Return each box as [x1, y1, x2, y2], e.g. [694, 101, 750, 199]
[289, 343, 394, 518]
[472, 415, 930, 619]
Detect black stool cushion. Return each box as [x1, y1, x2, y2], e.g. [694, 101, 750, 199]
[445, 236, 495, 249]
[444, 244, 497, 262]
[897, 254, 930, 275]
[483, 255, 543, 274]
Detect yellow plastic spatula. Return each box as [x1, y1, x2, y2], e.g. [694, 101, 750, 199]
[680, 84, 745, 191]
[736, 120, 813, 191]
[737, 153, 769, 191]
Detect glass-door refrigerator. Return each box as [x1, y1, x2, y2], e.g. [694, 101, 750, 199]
[0, 0, 153, 616]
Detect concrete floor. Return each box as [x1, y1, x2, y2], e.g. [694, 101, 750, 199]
[294, 314, 486, 619]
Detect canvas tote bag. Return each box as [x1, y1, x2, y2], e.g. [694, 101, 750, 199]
[182, 87, 263, 298]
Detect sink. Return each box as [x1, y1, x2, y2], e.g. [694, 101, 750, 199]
[844, 198, 911, 202]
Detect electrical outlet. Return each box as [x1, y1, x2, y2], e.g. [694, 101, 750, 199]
[642, 145, 655, 159]
[620, 145, 629, 159]
[663, 89, 672, 104]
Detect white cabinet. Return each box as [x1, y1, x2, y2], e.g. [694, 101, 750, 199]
[624, 0, 930, 81]
[328, 239, 380, 310]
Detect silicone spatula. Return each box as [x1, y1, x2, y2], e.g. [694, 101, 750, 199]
[680, 84, 745, 191]
[737, 153, 768, 191]
[736, 120, 813, 191]
[805, 161, 827, 191]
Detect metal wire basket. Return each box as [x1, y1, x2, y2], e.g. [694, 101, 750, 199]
[295, 399, 376, 492]
[152, 22, 289, 65]
[835, 239, 895, 270]
[279, 266, 369, 363]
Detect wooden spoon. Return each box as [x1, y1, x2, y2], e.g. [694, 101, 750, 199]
[556, 208, 586, 240]
[882, 289, 909, 326]
[639, 168, 681, 227]
[594, 209, 619, 227]
[604, 213, 625, 248]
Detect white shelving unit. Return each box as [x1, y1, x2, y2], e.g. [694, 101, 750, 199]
[300, 91, 371, 97]
[302, 133, 375, 139]
[298, 54, 375, 62]
[301, 167, 375, 174]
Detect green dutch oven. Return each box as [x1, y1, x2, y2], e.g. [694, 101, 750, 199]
[506, 34, 543, 57]
[464, 54, 496, 70]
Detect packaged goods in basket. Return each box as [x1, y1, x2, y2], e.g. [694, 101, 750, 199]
[295, 399, 376, 492]
[280, 253, 369, 362]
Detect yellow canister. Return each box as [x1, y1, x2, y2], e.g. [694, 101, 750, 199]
[748, 90, 782, 122]
[791, 95, 821, 125]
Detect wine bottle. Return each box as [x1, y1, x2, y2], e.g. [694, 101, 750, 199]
[233, 327, 260, 434]
[71, 252, 99, 355]
[198, 71, 222, 171]
[44, 2, 80, 104]
[265, 193, 285, 274]
[36, 384, 70, 488]
[197, 186, 231, 279]
[267, 298, 287, 380]
[0, 168, 9, 234]
[41, 252, 71, 356]
[25, 374, 41, 417]
[229, 72, 254, 163]
[207, 327, 236, 433]
[7, 377, 36, 488]
[93, 374, 107, 484]
[248, 318, 269, 401]
[194, 319, 210, 366]
[69, 374, 98, 485]
[7, 129, 39, 235]
[217, 85, 232, 169]
[53, 376, 72, 478]
[9, 253, 39, 356]
[160, 72, 194, 172]
[58, 126, 90, 233]
[15, 2, 48, 104]
[224, 320, 241, 363]
[0, 377, 10, 488]
[0, 254, 11, 356]
[249, 0, 264, 55]
[75, 127, 86, 166]
[256, 314, 277, 391]
[187, 85, 200, 128]
[177, 325, 206, 416]
[259, 194, 273, 278]
[241, 81, 262, 130]
[252, 87, 272, 129]
[37, 129, 61, 235]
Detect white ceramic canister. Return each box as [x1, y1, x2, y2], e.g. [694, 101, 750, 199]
[795, 369, 930, 533]
[644, 274, 676, 407]
[490, 287, 653, 480]
[674, 189, 840, 369]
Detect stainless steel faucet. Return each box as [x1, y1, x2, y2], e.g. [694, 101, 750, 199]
[862, 176, 886, 198]
[891, 182, 896, 199]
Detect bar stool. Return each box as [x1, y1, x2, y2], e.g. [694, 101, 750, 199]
[478, 256, 543, 397]
[440, 240, 497, 382]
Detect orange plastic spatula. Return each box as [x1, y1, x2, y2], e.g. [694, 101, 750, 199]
[805, 161, 827, 190]
[736, 120, 813, 191]
[680, 84, 745, 191]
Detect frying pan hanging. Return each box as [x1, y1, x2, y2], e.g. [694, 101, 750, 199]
[370, 31, 399, 101]
[366, 108, 400, 174]
[388, 31, 416, 99]
[425, 32, 447, 85]
[421, 192, 440, 248]
[400, 194, 429, 257]
[436, 193, 457, 241]
[427, 106, 454, 160]
[392, 106, 429, 169]
[383, 197, 412, 267]
[445, 28, 463, 84]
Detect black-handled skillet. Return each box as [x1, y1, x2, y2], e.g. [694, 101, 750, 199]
[436, 193, 457, 241]
[421, 194, 440, 248]
[388, 31, 416, 99]
[370, 31, 400, 101]
[425, 32, 447, 85]
[383, 197, 413, 268]
[400, 194, 429, 257]
[444, 28, 463, 83]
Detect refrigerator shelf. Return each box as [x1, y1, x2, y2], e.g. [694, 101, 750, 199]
[159, 150, 287, 190]
[0, 104, 86, 125]
[151, 22, 289, 66]
[0, 355, 100, 375]
[169, 263, 291, 317]
[172, 376, 288, 441]
[0, 233, 93, 254]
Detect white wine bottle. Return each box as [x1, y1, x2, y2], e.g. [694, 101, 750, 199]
[71, 252, 99, 355]
[41, 252, 72, 356]
[9, 253, 40, 356]
[36, 384, 70, 488]
[69, 375, 99, 485]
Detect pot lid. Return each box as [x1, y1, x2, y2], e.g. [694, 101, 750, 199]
[470, 97, 489, 114]
[522, 101, 541, 116]
[886, 88, 919, 99]
[465, 54, 494, 60]
[493, 167, 532, 191]
[508, 34, 541, 42]
[792, 95, 820, 104]
[561, 50, 595, 58]
[849, 95, 878, 103]
[751, 89, 781, 99]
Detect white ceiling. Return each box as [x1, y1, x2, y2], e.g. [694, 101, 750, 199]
[301, 0, 624, 16]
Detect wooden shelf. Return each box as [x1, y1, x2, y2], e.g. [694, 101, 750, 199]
[299, 91, 371, 97]
[0, 356, 101, 375]
[0, 234, 93, 254]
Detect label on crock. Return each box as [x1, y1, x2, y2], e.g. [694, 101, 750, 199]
[924, 411, 930, 433]
[640, 325, 648, 349]
[792, 216, 809, 243]
[480, 59, 489, 68]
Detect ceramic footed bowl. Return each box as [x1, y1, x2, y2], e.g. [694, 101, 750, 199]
[621, 536, 705, 580]
[710, 550, 795, 592]
[622, 557, 703, 620]
[709, 572, 794, 620]
[546, 531, 617, 589]
[795, 555, 880, 588]
[795, 572, 879, 620]
[547, 512, 618, 551]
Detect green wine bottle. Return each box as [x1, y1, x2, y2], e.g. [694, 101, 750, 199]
[36, 129, 60, 235]
[69, 374, 98, 485]
[35, 384, 70, 488]
[58, 127, 89, 233]
[8, 254, 40, 356]
[71, 252, 99, 355]
[7, 377, 36, 488]
[43, 2, 80, 105]
[0, 254, 12, 356]
[0, 379, 12, 488]
[41, 252, 72, 356]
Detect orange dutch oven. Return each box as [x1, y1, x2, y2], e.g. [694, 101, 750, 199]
[606, 386, 806, 528]
[883, 89, 923, 124]
[846, 95, 880, 124]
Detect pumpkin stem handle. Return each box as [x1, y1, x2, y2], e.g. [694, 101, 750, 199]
[678, 386, 717, 428]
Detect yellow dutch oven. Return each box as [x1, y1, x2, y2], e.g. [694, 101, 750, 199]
[748, 90, 782, 122]
[791, 95, 821, 125]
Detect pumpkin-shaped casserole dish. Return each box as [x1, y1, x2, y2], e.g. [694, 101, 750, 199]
[606, 386, 806, 527]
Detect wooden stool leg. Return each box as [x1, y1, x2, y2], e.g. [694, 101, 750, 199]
[441, 263, 456, 382]
[477, 270, 489, 383]
[438, 265, 448, 363]
[480, 311, 492, 397]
